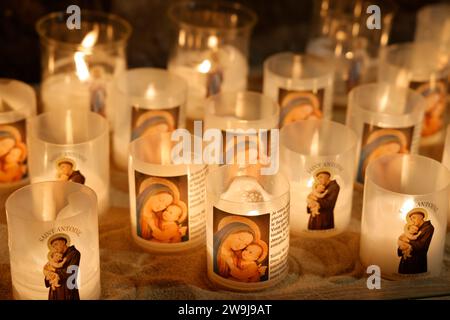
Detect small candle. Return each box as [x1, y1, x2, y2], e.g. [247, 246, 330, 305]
[6, 181, 101, 300]
[129, 132, 207, 252]
[346, 83, 426, 184]
[167, 1, 256, 125]
[360, 153, 449, 279]
[36, 11, 131, 127]
[263, 52, 334, 127]
[27, 110, 110, 214]
[113, 68, 187, 170]
[280, 120, 357, 237]
[0, 79, 36, 200]
[206, 165, 290, 291]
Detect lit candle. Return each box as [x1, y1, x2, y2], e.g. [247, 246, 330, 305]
[206, 165, 290, 291]
[263, 52, 334, 127]
[129, 132, 206, 252]
[346, 83, 426, 185]
[167, 1, 256, 126]
[113, 68, 188, 170]
[37, 11, 131, 127]
[360, 153, 449, 279]
[280, 120, 356, 237]
[27, 110, 110, 214]
[0, 79, 36, 200]
[6, 181, 101, 300]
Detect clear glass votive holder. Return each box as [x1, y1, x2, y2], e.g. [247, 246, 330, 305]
[346, 83, 426, 185]
[204, 91, 279, 168]
[113, 68, 188, 170]
[280, 119, 357, 237]
[36, 10, 131, 126]
[360, 153, 450, 279]
[378, 42, 450, 143]
[6, 181, 101, 300]
[206, 164, 290, 291]
[27, 110, 109, 215]
[0, 79, 37, 200]
[263, 52, 334, 127]
[167, 0, 257, 124]
[129, 132, 207, 252]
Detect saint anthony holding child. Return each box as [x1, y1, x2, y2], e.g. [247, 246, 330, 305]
[56, 158, 85, 184]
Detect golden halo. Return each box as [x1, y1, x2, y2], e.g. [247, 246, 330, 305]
[56, 157, 77, 171]
[176, 200, 188, 224]
[313, 168, 333, 180]
[281, 91, 320, 110]
[47, 233, 71, 250]
[366, 129, 407, 148]
[217, 216, 261, 241]
[0, 125, 22, 143]
[136, 110, 175, 131]
[252, 239, 269, 263]
[406, 208, 429, 224]
[138, 176, 181, 201]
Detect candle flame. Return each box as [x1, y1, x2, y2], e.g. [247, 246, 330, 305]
[74, 27, 99, 82]
[307, 177, 315, 188]
[400, 198, 415, 220]
[145, 84, 156, 99]
[310, 130, 320, 156]
[197, 59, 212, 74]
[65, 110, 74, 144]
[207, 35, 218, 49]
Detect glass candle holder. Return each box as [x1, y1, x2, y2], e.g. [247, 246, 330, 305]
[167, 0, 257, 125]
[0, 79, 37, 200]
[360, 153, 450, 279]
[206, 164, 290, 291]
[36, 10, 131, 127]
[280, 119, 357, 237]
[27, 110, 109, 214]
[263, 52, 334, 127]
[129, 132, 207, 252]
[378, 42, 450, 143]
[113, 68, 188, 170]
[442, 125, 450, 227]
[6, 181, 101, 300]
[204, 91, 279, 168]
[415, 3, 450, 52]
[346, 83, 426, 185]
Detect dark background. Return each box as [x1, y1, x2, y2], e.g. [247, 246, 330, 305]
[0, 0, 447, 84]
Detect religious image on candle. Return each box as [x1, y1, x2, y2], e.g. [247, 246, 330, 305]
[130, 105, 179, 141]
[306, 169, 340, 231]
[397, 208, 434, 276]
[410, 79, 447, 137]
[357, 124, 414, 183]
[213, 210, 269, 283]
[43, 233, 81, 300]
[56, 158, 86, 185]
[278, 88, 324, 127]
[135, 172, 189, 243]
[0, 120, 27, 183]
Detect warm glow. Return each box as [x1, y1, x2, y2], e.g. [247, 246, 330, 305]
[307, 177, 315, 188]
[208, 35, 218, 49]
[310, 130, 320, 156]
[145, 84, 156, 99]
[197, 59, 212, 74]
[74, 27, 99, 82]
[81, 28, 99, 48]
[399, 198, 415, 220]
[65, 110, 74, 145]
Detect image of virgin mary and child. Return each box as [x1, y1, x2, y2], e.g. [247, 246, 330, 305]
[279, 90, 323, 128]
[0, 124, 27, 183]
[131, 108, 176, 141]
[307, 170, 340, 231]
[137, 176, 188, 243]
[397, 209, 434, 275]
[213, 215, 269, 283]
[43, 234, 81, 300]
[357, 128, 410, 183]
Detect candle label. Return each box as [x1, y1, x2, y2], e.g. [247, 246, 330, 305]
[134, 167, 207, 244]
[55, 157, 86, 185]
[221, 129, 271, 166]
[397, 207, 435, 277]
[0, 119, 28, 183]
[211, 203, 289, 284]
[357, 123, 414, 184]
[130, 105, 180, 141]
[278, 87, 324, 127]
[305, 166, 341, 232]
[410, 78, 447, 137]
[40, 231, 81, 300]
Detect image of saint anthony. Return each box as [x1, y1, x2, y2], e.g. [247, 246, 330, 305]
[357, 128, 410, 183]
[131, 109, 176, 141]
[0, 124, 27, 183]
[279, 90, 323, 127]
[307, 170, 340, 231]
[56, 158, 85, 184]
[397, 209, 434, 275]
[44, 234, 81, 300]
[137, 176, 188, 243]
[213, 215, 268, 283]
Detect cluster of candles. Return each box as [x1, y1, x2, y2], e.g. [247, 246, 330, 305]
[1, 1, 450, 299]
